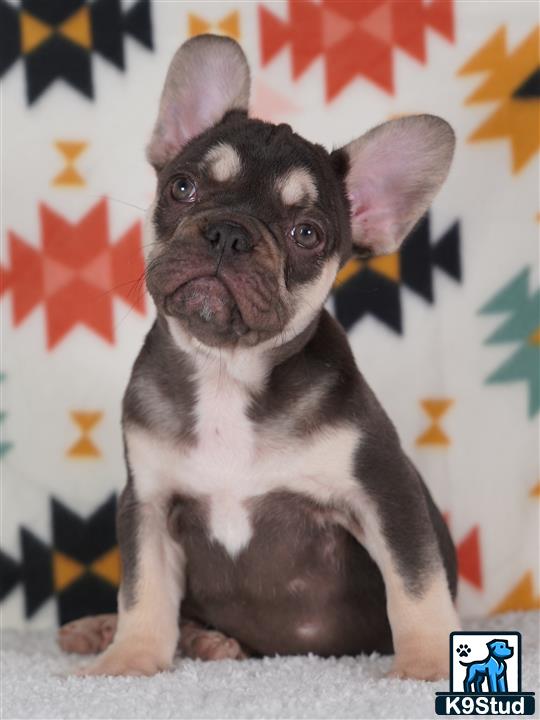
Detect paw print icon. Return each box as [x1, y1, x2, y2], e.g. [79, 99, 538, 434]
[456, 643, 471, 658]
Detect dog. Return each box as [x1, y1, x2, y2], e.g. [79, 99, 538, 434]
[58, 34, 460, 680]
[461, 640, 514, 693]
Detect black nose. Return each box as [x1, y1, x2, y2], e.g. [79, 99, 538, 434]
[204, 222, 253, 254]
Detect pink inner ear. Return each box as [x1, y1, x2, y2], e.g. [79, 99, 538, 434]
[159, 94, 217, 160]
[343, 116, 455, 255]
[349, 194, 397, 255]
[347, 175, 400, 254]
[147, 37, 250, 169]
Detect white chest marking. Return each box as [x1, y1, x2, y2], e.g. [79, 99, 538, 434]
[125, 361, 361, 558]
[191, 365, 256, 555]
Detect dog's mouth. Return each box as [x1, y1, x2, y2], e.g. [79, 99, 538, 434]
[165, 275, 249, 338]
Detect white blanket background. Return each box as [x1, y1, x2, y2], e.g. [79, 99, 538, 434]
[1, 1, 538, 631]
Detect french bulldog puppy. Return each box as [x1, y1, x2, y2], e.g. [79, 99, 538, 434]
[59, 34, 459, 679]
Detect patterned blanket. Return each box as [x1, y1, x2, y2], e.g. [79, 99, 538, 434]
[1, 0, 538, 629]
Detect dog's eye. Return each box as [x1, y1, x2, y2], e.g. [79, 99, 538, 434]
[171, 176, 197, 202]
[291, 223, 320, 249]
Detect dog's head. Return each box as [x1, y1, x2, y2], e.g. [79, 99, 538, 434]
[145, 35, 454, 351]
[488, 640, 514, 659]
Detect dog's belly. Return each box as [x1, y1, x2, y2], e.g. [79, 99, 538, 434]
[168, 490, 393, 657]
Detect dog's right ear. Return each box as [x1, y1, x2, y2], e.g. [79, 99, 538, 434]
[147, 34, 250, 171]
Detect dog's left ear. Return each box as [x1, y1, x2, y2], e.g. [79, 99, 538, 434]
[147, 34, 250, 170]
[333, 115, 455, 256]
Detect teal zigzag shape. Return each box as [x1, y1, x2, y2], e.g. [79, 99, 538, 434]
[0, 372, 12, 458]
[479, 267, 540, 417]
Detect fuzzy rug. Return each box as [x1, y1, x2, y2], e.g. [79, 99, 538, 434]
[2, 612, 538, 720]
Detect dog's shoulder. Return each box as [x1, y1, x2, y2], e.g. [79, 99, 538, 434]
[251, 309, 394, 434]
[122, 319, 198, 442]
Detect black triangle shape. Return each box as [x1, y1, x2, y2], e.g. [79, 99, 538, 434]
[91, 0, 124, 70]
[24, 36, 93, 104]
[334, 269, 402, 334]
[513, 67, 540, 100]
[400, 215, 434, 302]
[123, 0, 153, 50]
[57, 574, 117, 624]
[21, 528, 53, 617]
[0, 549, 21, 600]
[86, 493, 117, 557]
[0, 0, 21, 77]
[52, 498, 89, 561]
[432, 221, 461, 281]
[52, 494, 117, 564]
[21, 0, 84, 25]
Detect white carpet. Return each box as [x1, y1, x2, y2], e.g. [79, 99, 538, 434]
[2, 612, 538, 720]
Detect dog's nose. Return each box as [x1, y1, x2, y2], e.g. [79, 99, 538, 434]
[204, 222, 253, 254]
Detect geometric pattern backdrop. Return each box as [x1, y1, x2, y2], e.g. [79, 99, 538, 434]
[1, 0, 539, 628]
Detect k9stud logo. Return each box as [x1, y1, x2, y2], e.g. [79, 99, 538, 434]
[435, 631, 535, 715]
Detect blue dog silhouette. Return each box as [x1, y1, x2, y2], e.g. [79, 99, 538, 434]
[460, 639, 514, 693]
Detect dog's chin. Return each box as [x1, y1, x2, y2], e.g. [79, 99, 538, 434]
[164, 276, 251, 348]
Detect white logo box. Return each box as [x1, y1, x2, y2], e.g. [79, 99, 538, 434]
[450, 631, 521, 693]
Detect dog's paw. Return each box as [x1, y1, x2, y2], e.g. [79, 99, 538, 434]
[181, 627, 247, 661]
[456, 643, 471, 658]
[389, 651, 449, 681]
[58, 614, 117, 655]
[74, 640, 172, 677]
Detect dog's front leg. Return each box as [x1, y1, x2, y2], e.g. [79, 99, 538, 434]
[343, 448, 460, 680]
[488, 666, 501, 693]
[77, 483, 185, 677]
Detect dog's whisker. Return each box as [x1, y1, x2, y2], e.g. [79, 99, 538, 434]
[81, 192, 149, 213]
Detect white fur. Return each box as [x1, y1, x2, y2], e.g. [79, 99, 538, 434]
[276, 168, 318, 206]
[126, 405, 360, 557]
[79, 503, 185, 676]
[205, 143, 242, 182]
[344, 489, 460, 678]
